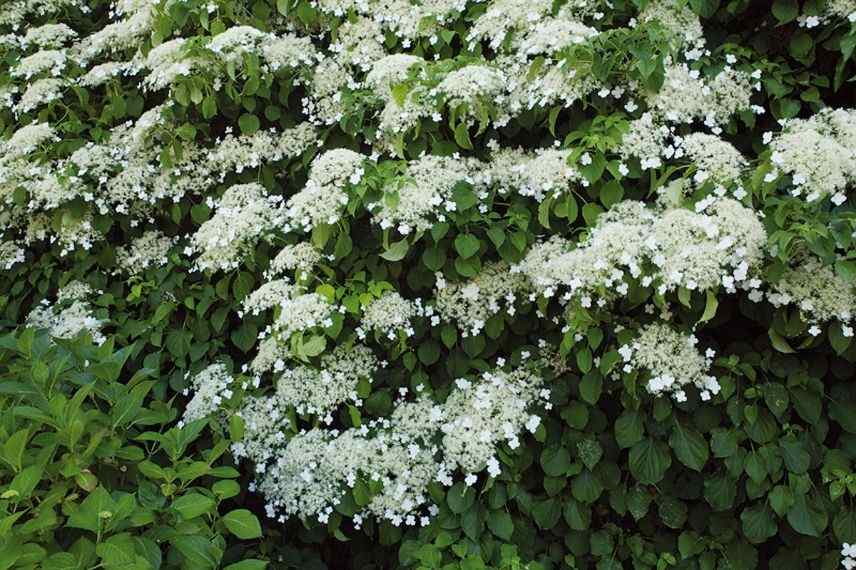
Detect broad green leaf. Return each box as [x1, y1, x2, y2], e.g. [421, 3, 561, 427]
[669, 422, 709, 472]
[222, 509, 263, 539]
[629, 439, 671, 485]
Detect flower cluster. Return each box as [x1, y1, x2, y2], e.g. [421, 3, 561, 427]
[435, 262, 530, 336]
[768, 108, 856, 203]
[180, 363, 235, 427]
[191, 183, 281, 272]
[235, 363, 548, 526]
[766, 255, 856, 327]
[516, 197, 766, 305]
[646, 62, 756, 128]
[619, 323, 720, 402]
[371, 154, 476, 234]
[842, 543, 856, 570]
[268, 242, 324, 277]
[0, 240, 24, 270]
[26, 281, 105, 345]
[482, 145, 584, 201]
[115, 230, 174, 276]
[358, 291, 428, 340]
[275, 343, 378, 421]
[283, 149, 366, 232]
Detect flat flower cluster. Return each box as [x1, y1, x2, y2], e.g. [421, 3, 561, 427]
[618, 322, 720, 402]
[233, 365, 549, 526]
[26, 280, 105, 345]
[515, 197, 767, 305]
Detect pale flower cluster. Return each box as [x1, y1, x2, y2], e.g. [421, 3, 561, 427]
[619, 323, 720, 402]
[236, 364, 547, 526]
[435, 262, 530, 336]
[516, 198, 766, 304]
[842, 543, 856, 570]
[0, 240, 25, 269]
[314, 0, 468, 42]
[268, 242, 323, 277]
[26, 282, 105, 345]
[371, 154, 475, 234]
[481, 145, 583, 201]
[241, 279, 294, 317]
[768, 108, 856, 203]
[22, 23, 77, 49]
[2, 121, 57, 157]
[646, 62, 756, 128]
[115, 230, 174, 275]
[767, 256, 856, 325]
[180, 363, 235, 427]
[637, 0, 705, 50]
[358, 291, 427, 340]
[283, 149, 366, 232]
[192, 183, 281, 273]
[679, 133, 747, 187]
[207, 124, 317, 180]
[276, 343, 378, 421]
[274, 292, 335, 339]
[825, 1, 856, 21]
[439, 368, 550, 479]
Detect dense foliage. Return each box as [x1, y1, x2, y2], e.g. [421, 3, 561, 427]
[2, 0, 856, 568]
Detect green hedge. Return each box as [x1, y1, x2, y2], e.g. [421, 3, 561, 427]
[1, 0, 856, 569]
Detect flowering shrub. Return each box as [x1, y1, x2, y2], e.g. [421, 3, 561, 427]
[2, 0, 856, 568]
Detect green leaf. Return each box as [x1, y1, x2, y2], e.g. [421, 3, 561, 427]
[380, 239, 409, 261]
[531, 499, 561, 530]
[224, 561, 268, 570]
[238, 114, 260, 135]
[67, 486, 116, 533]
[454, 234, 480, 259]
[172, 493, 216, 520]
[741, 504, 778, 543]
[710, 429, 738, 458]
[537, 197, 552, 229]
[447, 483, 475, 514]
[540, 447, 572, 477]
[829, 323, 852, 355]
[615, 411, 644, 449]
[421, 246, 445, 271]
[172, 535, 222, 569]
[231, 323, 258, 353]
[9, 464, 43, 500]
[599, 180, 623, 208]
[487, 510, 514, 540]
[453, 123, 473, 150]
[571, 470, 603, 504]
[96, 533, 136, 566]
[834, 509, 856, 543]
[579, 371, 602, 404]
[689, 0, 720, 17]
[786, 493, 827, 537]
[582, 203, 603, 226]
[1, 428, 28, 472]
[772, 0, 799, 23]
[222, 509, 263, 539]
[452, 183, 478, 211]
[629, 439, 671, 485]
[768, 329, 795, 353]
[699, 290, 718, 324]
[213, 480, 241, 500]
[669, 422, 709, 472]
[41, 553, 78, 570]
[779, 436, 810, 474]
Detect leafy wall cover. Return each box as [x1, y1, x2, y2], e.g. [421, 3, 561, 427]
[1, 0, 856, 568]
